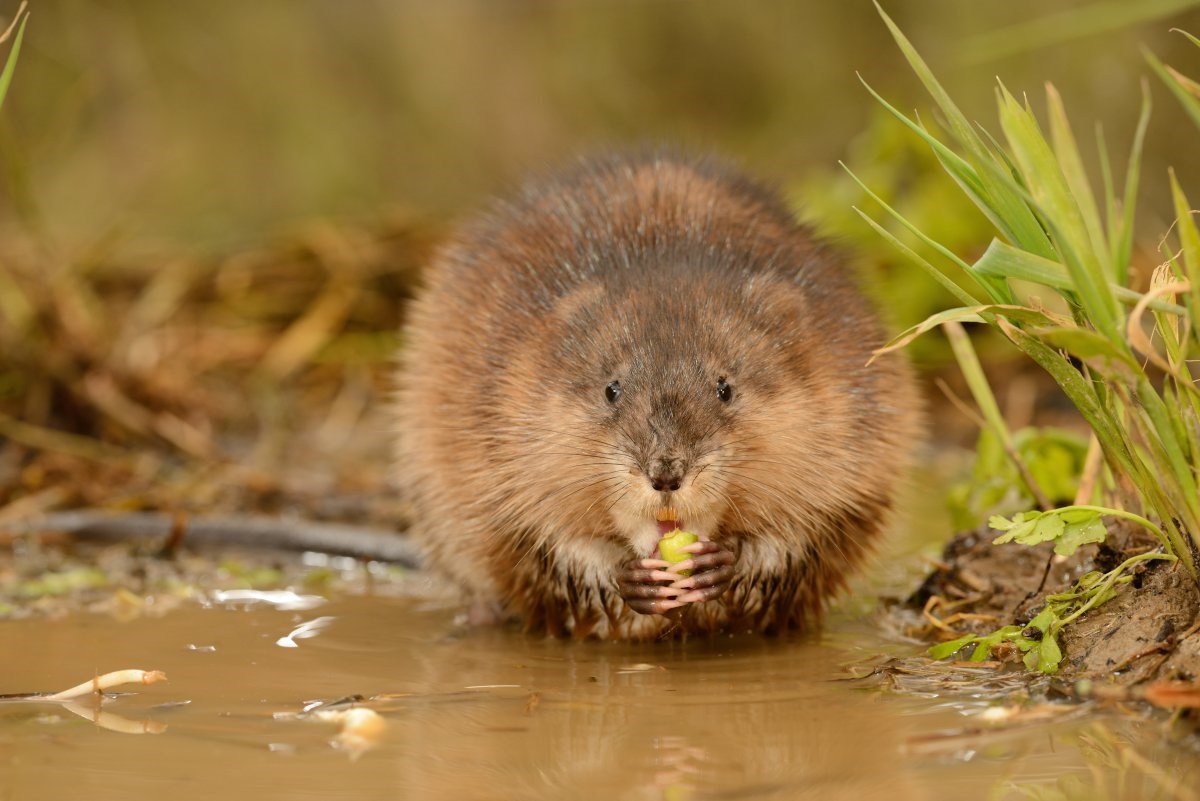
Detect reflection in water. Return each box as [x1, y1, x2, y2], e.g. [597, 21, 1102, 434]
[1, 596, 1198, 801]
[382, 627, 926, 800]
[275, 616, 336, 649]
[208, 589, 327, 611]
[58, 699, 169, 736]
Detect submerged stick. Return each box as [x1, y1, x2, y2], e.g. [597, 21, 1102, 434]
[2, 511, 422, 567]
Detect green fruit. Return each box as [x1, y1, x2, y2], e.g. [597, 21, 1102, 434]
[659, 529, 699, 573]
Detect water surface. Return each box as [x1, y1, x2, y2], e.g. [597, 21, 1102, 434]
[3, 583, 1197, 801]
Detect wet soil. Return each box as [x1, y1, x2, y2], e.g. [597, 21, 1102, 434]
[907, 524, 1200, 688]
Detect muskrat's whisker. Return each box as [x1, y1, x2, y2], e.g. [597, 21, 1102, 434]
[600, 487, 631, 518]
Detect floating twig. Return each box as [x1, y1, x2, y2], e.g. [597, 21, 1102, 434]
[45, 669, 168, 701]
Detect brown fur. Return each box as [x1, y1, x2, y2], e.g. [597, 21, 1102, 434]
[394, 152, 921, 640]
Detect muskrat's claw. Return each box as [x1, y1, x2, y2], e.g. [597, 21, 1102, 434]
[617, 558, 686, 615]
[667, 541, 735, 604]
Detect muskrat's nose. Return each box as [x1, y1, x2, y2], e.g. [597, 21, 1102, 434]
[649, 458, 684, 492]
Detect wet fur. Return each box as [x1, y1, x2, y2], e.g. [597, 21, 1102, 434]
[394, 152, 921, 640]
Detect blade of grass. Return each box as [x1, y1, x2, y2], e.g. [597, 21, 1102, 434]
[0, 2, 29, 110]
[872, 1, 988, 163]
[842, 162, 997, 303]
[1046, 84, 1110, 278]
[873, 303, 1059, 358]
[1097, 123, 1118, 269]
[1134, 377, 1200, 524]
[1146, 47, 1200, 132]
[997, 84, 1122, 342]
[1006, 321, 1195, 573]
[850, 207, 984, 307]
[972, 238, 1184, 313]
[1169, 171, 1200, 343]
[998, 320, 1134, 475]
[1175, 28, 1200, 48]
[944, 320, 1052, 509]
[873, 2, 1057, 262]
[1114, 86, 1152, 284]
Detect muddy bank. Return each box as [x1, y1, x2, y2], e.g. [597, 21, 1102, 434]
[906, 524, 1200, 688]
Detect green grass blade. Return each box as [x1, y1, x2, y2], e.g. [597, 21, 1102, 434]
[944, 320, 1051, 506]
[873, 2, 988, 161]
[1115, 87, 1152, 284]
[875, 303, 1063, 357]
[856, 75, 986, 200]
[972, 239, 1074, 291]
[1096, 123, 1117, 266]
[0, 5, 29, 111]
[1035, 328, 1140, 373]
[971, 238, 1183, 313]
[859, 70, 1036, 261]
[850, 207, 984, 307]
[875, 306, 989, 356]
[872, 5, 1058, 261]
[1046, 84, 1109, 278]
[1134, 378, 1200, 527]
[999, 320, 1134, 472]
[1146, 47, 1200, 132]
[1169, 171, 1200, 342]
[997, 84, 1121, 341]
[842, 162, 995, 302]
[1174, 28, 1200, 49]
[964, 131, 1061, 261]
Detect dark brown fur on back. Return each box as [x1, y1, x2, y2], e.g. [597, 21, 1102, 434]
[395, 152, 921, 640]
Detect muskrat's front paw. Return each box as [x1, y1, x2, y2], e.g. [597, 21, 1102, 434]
[616, 558, 686, 615]
[665, 541, 735, 604]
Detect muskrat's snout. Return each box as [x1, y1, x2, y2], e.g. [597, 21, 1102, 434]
[648, 455, 686, 492]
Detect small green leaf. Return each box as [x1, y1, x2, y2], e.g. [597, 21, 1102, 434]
[969, 641, 993, 661]
[1032, 513, 1066, 544]
[1055, 516, 1108, 556]
[1026, 605, 1059, 633]
[1023, 648, 1041, 671]
[988, 514, 1018, 531]
[929, 634, 979, 660]
[1058, 507, 1100, 524]
[1037, 634, 1064, 673]
[991, 511, 1043, 545]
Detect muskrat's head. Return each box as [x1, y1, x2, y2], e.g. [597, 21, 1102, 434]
[507, 264, 869, 558]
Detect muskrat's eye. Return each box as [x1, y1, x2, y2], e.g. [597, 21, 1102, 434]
[605, 380, 622, 404]
[716, 377, 733, 403]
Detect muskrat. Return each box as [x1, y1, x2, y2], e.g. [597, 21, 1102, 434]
[394, 152, 921, 640]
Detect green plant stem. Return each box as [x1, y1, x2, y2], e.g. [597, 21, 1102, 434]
[944, 320, 1052, 510]
[1058, 551, 1177, 627]
[1051, 504, 1170, 549]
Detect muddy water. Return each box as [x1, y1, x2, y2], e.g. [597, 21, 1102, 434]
[2, 574, 1199, 800]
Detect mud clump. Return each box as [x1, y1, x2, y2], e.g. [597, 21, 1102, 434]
[909, 524, 1200, 686]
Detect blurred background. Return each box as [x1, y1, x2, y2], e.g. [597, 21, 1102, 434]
[1, 0, 1199, 520]
[3, 1, 1200, 249]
